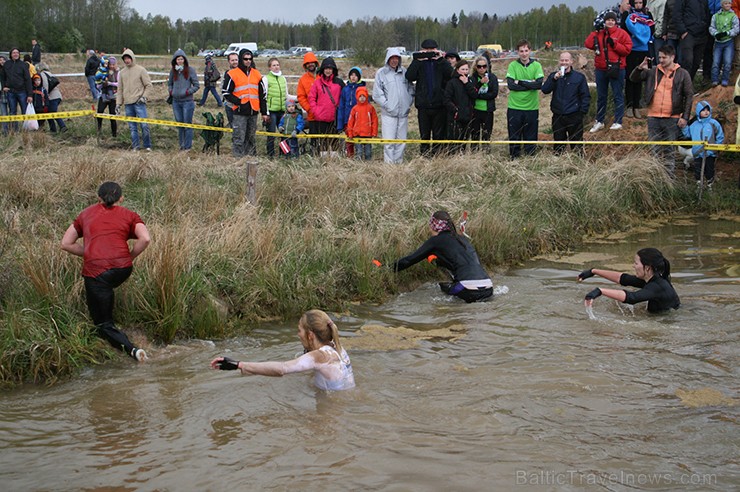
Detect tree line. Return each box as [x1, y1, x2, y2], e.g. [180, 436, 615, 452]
[2, 1, 597, 64]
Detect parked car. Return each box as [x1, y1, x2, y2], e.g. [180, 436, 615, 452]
[458, 51, 476, 59]
[288, 46, 313, 56]
[224, 42, 258, 57]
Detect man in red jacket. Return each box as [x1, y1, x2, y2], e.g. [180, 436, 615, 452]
[585, 11, 633, 132]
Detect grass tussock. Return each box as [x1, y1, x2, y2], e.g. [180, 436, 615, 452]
[0, 134, 737, 386]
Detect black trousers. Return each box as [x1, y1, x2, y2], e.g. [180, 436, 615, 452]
[84, 267, 136, 355]
[552, 112, 584, 155]
[507, 108, 538, 158]
[417, 107, 447, 157]
[96, 98, 117, 136]
[471, 109, 494, 150]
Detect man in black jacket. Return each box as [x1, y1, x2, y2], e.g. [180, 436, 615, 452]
[405, 38, 452, 157]
[541, 52, 591, 154]
[84, 50, 100, 100]
[0, 48, 32, 131]
[31, 39, 41, 64]
[674, 0, 711, 80]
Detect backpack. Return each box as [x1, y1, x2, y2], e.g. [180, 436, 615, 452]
[46, 73, 60, 92]
[210, 66, 221, 84]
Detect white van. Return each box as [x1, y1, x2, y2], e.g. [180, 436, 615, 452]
[288, 46, 313, 56]
[224, 42, 258, 57]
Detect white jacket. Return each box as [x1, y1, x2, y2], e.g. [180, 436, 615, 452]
[372, 47, 414, 118]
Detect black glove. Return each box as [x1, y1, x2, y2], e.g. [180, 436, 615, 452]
[214, 356, 240, 370]
[607, 37, 615, 48]
[585, 288, 603, 300]
[578, 269, 595, 281]
[717, 31, 728, 39]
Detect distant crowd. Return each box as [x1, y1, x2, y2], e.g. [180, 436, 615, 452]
[2, 0, 739, 186]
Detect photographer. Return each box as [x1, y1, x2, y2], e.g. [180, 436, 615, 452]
[405, 39, 453, 157]
[585, 11, 633, 133]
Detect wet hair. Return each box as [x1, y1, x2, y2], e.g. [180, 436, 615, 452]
[516, 39, 531, 50]
[637, 247, 671, 281]
[299, 309, 344, 355]
[97, 181, 122, 208]
[431, 210, 465, 246]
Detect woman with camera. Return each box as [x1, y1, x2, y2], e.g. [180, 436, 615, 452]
[585, 11, 633, 133]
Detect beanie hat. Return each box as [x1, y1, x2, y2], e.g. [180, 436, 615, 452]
[349, 66, 362, 80]
[604, 11, 618, 21]
[421, 39, 438, 49]
[109, 56, 117, 64]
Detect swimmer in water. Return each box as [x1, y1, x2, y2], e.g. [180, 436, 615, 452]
[391, 210, 493, 303]
[578, 247, 680, 313]
[211, 309, 355, 391]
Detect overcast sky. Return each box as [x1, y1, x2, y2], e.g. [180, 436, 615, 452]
[127, 0, 607, 24]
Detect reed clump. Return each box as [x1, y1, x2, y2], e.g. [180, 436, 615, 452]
[0, 133, 736, 385]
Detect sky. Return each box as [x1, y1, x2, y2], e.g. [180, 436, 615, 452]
[126, 0, 606, 25]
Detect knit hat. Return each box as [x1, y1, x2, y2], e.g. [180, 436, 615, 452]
[446, 52, 461, 61]
[349, 66, 362, 80]
[604, 11, 618, 21]
[109, 56, 117, 64]
[421, 39, 438, 49]
[286, 97, 296, 107]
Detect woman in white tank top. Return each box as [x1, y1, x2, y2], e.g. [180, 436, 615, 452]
[211, 309, 355, 391]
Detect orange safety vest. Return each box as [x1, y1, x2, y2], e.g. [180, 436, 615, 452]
[227, 67, 262, 112]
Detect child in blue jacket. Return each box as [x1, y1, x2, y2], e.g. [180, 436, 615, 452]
[337, 67, 366, 157]
[681, 100, 724, 187]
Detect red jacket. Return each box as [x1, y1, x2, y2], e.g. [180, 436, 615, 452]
[346, 87, 378, 138]
[585, 27, 633, 70]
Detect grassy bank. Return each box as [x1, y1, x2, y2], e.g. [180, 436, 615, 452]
[1, 132, 738, 386]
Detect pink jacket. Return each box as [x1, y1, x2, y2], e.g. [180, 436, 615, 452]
[308, 75, 343, 123]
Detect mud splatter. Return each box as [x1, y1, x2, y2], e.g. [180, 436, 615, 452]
[675, 388, 736, 408]
[343, 324, 466, 351]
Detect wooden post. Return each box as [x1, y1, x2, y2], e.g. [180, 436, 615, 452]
[245, 160, 258, 205]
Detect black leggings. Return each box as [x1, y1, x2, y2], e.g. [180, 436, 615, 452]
[84, 267, 136, 354]
[96, 98, 117, 136]
[439, 282, 494, 303]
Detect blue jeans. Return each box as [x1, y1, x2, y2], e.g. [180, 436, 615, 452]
[712, 40, 734, 84]
[595, 68, 625, 125]
[47, 98, 67, 132]
[173, 98, 195, 149]
[355, 142, 373, 160]
[6, 91, 28, 132]
[87, 75, 100, 100]
[199, 86, 222, 106]
[0, 95, 8, 134]
[266, 111, 284, 156]
[124, 102, 151, 150]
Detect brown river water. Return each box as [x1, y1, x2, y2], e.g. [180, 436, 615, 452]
[1, 217, 738, 491]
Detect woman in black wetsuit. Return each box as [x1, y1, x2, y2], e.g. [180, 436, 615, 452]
[392, 211, 493, 303]
[578, 247, 680, 313]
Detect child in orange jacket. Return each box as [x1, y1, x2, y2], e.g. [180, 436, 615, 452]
[345, 86, 378, 160]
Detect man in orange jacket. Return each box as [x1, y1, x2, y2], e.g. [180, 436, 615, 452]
[297, 52, 319, 155]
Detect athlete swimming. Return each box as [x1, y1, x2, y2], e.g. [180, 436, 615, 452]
[211, 309, 355, 391]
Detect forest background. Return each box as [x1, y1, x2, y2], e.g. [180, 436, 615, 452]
[1, 0, 598, 64]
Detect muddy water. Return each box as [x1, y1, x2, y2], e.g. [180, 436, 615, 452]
[1, 218, 738, 491]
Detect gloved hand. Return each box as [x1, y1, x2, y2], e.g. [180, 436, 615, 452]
[115, 106, 120, 115]
[585, 288, 602, 300]
[290, 130, 297, 138]
[212, 356, 240, 370]
[716, 31, 728, 39]
[578, 269, 595, 281]
[607, 37, 615, 48]
[278, 126, 285, 133]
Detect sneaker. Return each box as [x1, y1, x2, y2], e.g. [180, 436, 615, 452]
[589, 121, 604, 133]
[132, 348, 148, 362]
[609, 123, 623, 130]
[712, 81, 720, 87]
[721, 81, 728, 87]
[145, 148, 152, 152]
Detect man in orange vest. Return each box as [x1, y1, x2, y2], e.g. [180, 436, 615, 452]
[222, 49, 268, 157]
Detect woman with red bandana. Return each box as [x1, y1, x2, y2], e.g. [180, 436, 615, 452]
[391, 211, 493, 303]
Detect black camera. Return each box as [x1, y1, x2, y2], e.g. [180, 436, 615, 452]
[413, 51, 436, 61]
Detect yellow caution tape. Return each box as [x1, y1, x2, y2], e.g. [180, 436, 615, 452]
[94, 113, 233, 132]
[0, 110, 94, 122]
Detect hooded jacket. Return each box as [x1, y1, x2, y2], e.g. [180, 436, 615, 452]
[621, 7, 655, 52]
[116, 49, 153, 106]
[84, 53, 100, 77]
[585, 26, 633, 70]
[337, 67, 366, 131]
[346, 86, 378, 138]
[297, 51, 320, 120]
[308, 57, 345, 123]
[372, 47, 414, 118]
[168, 49, 199, 101]
[630, 62, 694, 120]
[681, 101, 724, 158]
[0, 54, 32, 94]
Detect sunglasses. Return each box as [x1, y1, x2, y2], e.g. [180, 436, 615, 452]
[476, 65, 487, 68]
[243, 57, 252, 61]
